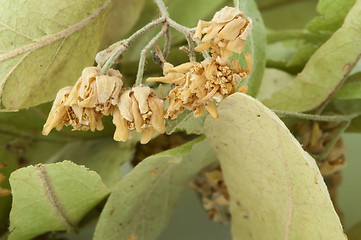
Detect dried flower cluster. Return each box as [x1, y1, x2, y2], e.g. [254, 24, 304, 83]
[43, 6, 252, 144]
[147, 6, 252, 120]
[191, 166, 230, 224]
[296, 121, 346, 176]
[193, 6, 252, 64]
[147, 55, 250, 119]
[43, 68, 165, 144]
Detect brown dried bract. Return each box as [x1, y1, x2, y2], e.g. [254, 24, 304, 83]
[147, 55, 250, 120]
[193, 6, 252, 63]
[113, 86, 165, 144]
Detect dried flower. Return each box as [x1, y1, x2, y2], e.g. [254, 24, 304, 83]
[193, 6, 252, 63]
[191, 166, 230, 224]
[42, 87, 104, 135]
[147, 55, 251, 119]
[296, 121, 346, 176]
[65, 67, 123, 115]
[113, 86, 165, 144]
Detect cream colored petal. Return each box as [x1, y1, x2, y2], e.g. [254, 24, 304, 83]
[193, 20, 210, 40]
[212, 6, 242, 23]
[195, 42, 212, 52]
[199, 86, 219, 103]
[140, 127, 155, 144]
[96, 112, 104, 131]
[85, 108, 97, 132]
[190, 75, 206, 91]
[239, 17, 253, 39]
[205, 101, 219, 119]
[172, 62, 198, 73]
[193, 105, 205, 117]
[82, 67, 100, 79]
[218, 18, 245, 41]
[133, 86, 151, 114]
[113, 107, 130, 142]
[204, 59, 217, 80]
[42, 107, 66, 135]
[64, 80, 81, 106]
[108, 68, 123, 79]
[163, 62, 174, 75]
[148, 97, 165, 133]
[244, 51, 253, 73]
[96, 75, 116, 104]
[111, 78, 123, 105]
[119, 90, 133, 121]
[147, 73, 185, 84]
[237, 85, 248, 94]
[226, 38, 246, 53]
[71, 104, 83, 121]
[131, 96, 144, 132]
[202, 23, 223, 42]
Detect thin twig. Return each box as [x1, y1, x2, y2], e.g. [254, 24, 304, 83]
[154, 0, 169, 17]
[314, 121, 350, 161]
[233, 0, 240, 9]
[98, 18, 165, 75]
[273, 110, 360, 122]
[135, 25, 168, 85]
[163, 24, 171, 60]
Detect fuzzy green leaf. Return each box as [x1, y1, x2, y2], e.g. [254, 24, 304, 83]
[0, 0, 112, 110]
[204, 93, 346, 240]
[236, 0, 267, 97]
[99, 0, 145, 50]
[307, 0, 356, 33]
[93, 137, 217, 240]
[8, 161, 109, 240]
[165, 111, 206, 135]
[47, 139, 135, 189]
[262, 0, 361, 112]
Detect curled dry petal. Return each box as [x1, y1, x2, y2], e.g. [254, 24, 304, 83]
[193, 6, 252, 62]
[113, 86, 165, 144]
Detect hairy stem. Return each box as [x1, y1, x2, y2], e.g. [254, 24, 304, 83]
[135, 25, 168, 85]
[98, 18, 165, 74]
[233, 0, 240, 9]
[314, 121, 350, 161]
[163, 25, 171, 60]
[273, 110, 360, 122]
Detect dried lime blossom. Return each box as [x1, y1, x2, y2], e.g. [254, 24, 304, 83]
[191, 166, 230, 224]
[42, 67, 123, 135]
[65, 67, 123, 116]
[296, 121, 346, 176]
[147, 54, 251, 120]
[193, 6, 252, 63]
[113, 86, 165, 144]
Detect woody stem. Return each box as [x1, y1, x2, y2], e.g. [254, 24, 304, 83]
[135, 25, 168, 86]
[273, 110, 360, 122]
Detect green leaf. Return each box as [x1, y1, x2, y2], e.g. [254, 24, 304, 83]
[165, 110, 206, 135]
[307, 0, 356, 33]
[99, 0, 145, 50]
[8, 160, 109, 240]
[0, 0, 112, 110]
[47, 139, 135, 189]
[204, 93, 346, 239]
[93, 137, 218, 240]
[334, 73, 361, 99]
[257, 68, 294, 102]
[260, 0, 318, 30]
[236, 0, 267, 97]
[262, 0, 361, 112]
